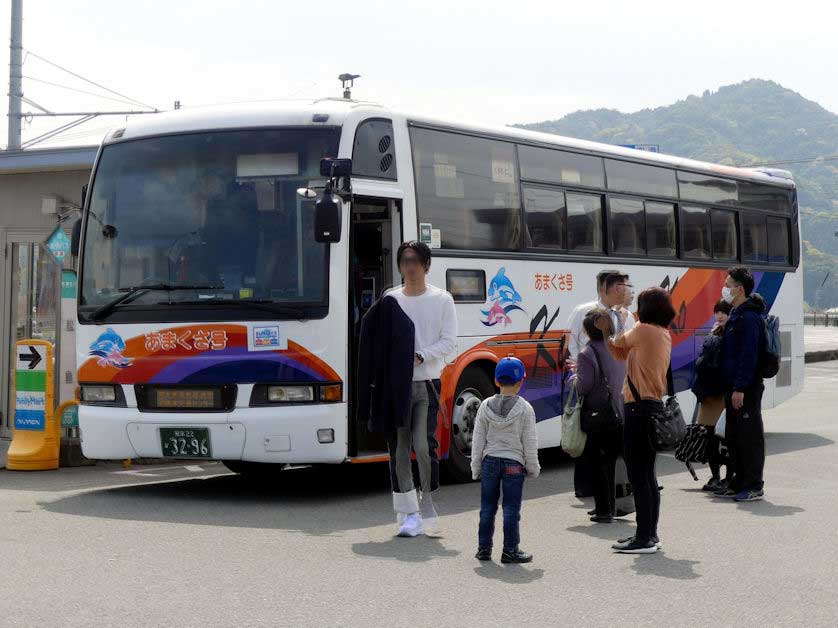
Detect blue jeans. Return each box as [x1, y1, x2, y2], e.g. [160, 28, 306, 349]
[478, 456, 525, 551]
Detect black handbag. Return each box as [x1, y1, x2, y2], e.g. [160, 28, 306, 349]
[627, 364, 685, 452]
[580, 345, 623, 434]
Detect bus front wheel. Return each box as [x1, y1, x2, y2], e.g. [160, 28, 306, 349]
[444, 367, 495, 483]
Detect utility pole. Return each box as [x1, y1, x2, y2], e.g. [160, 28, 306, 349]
[7, 0, 22, 150]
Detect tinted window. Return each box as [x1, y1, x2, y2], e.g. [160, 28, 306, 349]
[739, 181, 791, 213]
[767, 216, 791, 265]
[518, 145, 605, 188]
[566, 192, 604, 253]
[524, 186, 565, 249]
[742, 212, 769, 264]
[646, 202, 676, 257]
[80, 129, 338, 321]
[677, 171, 737, 205]
[680, 205, 711, 259]
[711, 209, 738, 261]
[605, 159, 678, 198]
[410, 127, 521, 251]
[352, 119, 397, 180]
[609, 197, 645, 255]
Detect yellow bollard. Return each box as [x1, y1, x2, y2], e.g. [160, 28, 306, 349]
[7, 340, 59, 471]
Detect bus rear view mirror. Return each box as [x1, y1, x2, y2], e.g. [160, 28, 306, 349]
[320, 158, 352, 178]
[314, 194, 342, 243]
[70, 218, 82, 257]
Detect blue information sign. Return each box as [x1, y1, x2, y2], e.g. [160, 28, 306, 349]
[45, 226, 71, 265]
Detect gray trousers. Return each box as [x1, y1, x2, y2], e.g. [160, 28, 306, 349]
[388, 381, 433, 495]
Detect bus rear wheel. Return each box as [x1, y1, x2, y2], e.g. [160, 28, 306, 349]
[444, 367, 495, 483]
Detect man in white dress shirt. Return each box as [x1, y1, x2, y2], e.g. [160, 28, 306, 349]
[566, 270, 634, 500]
[567, 271, 634, 361]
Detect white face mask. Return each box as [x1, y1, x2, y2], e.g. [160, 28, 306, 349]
[721, 286, 735, 304]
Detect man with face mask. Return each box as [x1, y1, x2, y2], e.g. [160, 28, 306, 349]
[716, 266, 767, 502]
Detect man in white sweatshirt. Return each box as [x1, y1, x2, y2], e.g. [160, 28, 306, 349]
[386, 241, 457, 537]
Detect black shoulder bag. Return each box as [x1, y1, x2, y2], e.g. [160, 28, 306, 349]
[580, 346, 623, 434]
[627, 364, 685, 452]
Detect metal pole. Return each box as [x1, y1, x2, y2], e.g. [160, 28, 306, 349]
[7, 0, 22, 150]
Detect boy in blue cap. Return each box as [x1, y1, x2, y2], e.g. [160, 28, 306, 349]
[472, 357, 540, 563]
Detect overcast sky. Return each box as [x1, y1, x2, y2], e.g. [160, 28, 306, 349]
[1, 0, 834, 148]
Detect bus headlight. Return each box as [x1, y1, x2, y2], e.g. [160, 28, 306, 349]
[267, 385, 314, 403]
[79, 384, 125, 406]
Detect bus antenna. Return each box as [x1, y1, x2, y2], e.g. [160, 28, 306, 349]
[339, 73, 361, 100]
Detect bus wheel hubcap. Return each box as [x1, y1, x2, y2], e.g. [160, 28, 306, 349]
[452, 388, 481, 458]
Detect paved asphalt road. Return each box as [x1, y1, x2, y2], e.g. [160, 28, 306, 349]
[2, 363, 837, 627]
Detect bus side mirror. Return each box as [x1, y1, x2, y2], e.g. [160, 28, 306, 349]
[70, 219, 82, 256]
[314, 194, 342, 243]
[319, 158, 352, 178]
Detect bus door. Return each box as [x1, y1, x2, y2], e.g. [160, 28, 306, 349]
[348, 196, 402, 457]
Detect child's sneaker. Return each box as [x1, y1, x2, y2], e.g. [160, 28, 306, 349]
[501, 548, 533, 563]
[397, 513, 423, 537]
[475, 547, 492, 561]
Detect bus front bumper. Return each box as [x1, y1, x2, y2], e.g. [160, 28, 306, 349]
[78, 404, 349, 464]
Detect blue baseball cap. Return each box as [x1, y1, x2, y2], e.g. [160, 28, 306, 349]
[495, 357, 525, 385]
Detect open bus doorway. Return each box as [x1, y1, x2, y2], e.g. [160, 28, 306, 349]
[348, 196, 402, 458]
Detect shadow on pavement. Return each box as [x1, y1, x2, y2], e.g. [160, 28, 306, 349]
[37, 431, 827, 534]
[566, 522, 636, 542]
[351, 537, 460, 563]
[40, 449, 575, 535]
[473, 561, 545, 584]
[630, 553, 701, 580]
[735, 500, 804, 517]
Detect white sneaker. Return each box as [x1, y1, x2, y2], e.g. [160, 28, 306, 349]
[397, 513, 424, 537]
[419, 493, 441, 538]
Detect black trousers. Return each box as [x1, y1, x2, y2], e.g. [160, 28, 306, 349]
[583, 428, 623, 516]
[623, 401, 660, 541]
[725, 385, 765, 492]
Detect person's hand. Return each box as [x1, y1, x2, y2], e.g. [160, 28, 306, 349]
[594, 313, 613, 334]
[732, 391, 745, 410]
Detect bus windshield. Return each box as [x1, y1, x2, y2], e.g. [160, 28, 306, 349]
[79, 127, 340, 322]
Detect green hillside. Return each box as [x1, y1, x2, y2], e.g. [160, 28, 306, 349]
[515, 79, 838, 307]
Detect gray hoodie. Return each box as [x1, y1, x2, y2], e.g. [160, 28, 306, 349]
[471, 394, 540, 480]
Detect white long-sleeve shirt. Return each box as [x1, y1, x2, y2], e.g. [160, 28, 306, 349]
[388, 284, 458, 381]
[566, 299, 635, 359]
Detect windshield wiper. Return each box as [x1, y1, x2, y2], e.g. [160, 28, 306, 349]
[88, 283, 223, 321]
[172, 299, 307, 318]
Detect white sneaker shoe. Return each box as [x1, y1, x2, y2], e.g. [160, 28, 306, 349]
[397, 513, 424, 537]
[419, 492, 441, 538]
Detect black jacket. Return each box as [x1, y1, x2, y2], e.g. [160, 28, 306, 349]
[357, 295, 415, 434]
[692, 331, 724, 400]
[721, 294, 767, 392]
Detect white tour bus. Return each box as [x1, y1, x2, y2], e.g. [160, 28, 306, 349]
[74, 99, 803, 481]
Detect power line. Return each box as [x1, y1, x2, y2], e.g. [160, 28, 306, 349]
[22, 75, 149, 109]
[23, 48, 157, 111]
[741, 154, 838, 167]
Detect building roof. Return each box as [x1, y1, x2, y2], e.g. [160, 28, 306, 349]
[0, 145, 98, 174]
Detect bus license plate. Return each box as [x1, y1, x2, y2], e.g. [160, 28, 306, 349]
[159, 427, 212, 458]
